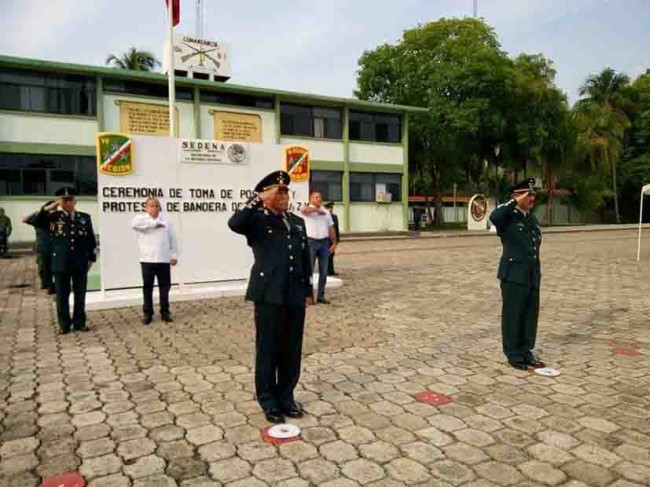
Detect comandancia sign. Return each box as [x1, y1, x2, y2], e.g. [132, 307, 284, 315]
[179, 139, 248, 165]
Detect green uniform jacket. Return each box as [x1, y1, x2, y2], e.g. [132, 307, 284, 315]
[25, 212, 52, 253]
[489, 199, 542, 288]
[37, 209, 97, 274]
[228, 201, 313, 306]
[0, 215, 11, 236]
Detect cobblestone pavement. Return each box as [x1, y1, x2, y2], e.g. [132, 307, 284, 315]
[1, 230, 649, 487]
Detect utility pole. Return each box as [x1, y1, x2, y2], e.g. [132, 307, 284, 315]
[473, 0, 478, 17]
[196, 0, 204, 38]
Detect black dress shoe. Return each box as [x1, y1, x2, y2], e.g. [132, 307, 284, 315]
[58, 328, 71, 335]
[74, 325, 90, 332]
[525, 355, 545, 368]
[508, 360, 529, 371]
[317, 298, 331, 305]
[283, 402, 305, 418]
[47, 289, 56, 295]
[161, 314, 174, 323]
[264, 409, 285, 424]
[142, 315, 153, 325]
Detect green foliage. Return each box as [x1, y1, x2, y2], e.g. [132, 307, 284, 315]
[106, 48, 160, 71]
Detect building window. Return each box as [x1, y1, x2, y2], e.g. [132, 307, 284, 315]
[280, 103, 342, 139]
[201, 91, 273, 109]
[0, 153, 97, 196]
[349, 111, 401, 143]
[0, 68, 96, 116]
[310, 171, 342, 202]
[349, 172, 401, 202]
[103, 79, 193, 101]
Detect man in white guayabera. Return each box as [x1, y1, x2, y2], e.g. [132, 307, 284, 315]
[131, 197, 178, 325]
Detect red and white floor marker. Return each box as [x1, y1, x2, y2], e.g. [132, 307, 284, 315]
[612, 348, 643, 357]
[533, 367, 561, 377]
[415, 391, 453, 406]
[42, 472, 85, 487]
[261, 423, 301, 445]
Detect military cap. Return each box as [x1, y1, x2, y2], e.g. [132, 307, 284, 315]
[54, 186, 78, 198]
[254, 171, 290, 192]
[510, 178, 536, 194]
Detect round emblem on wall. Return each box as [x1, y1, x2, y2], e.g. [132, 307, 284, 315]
[227, 144, 246, 163]
[470, 195, 488, 222]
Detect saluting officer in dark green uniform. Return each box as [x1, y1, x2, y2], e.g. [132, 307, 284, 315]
[23, 201, 56, 294]
[38, 187, 97, 334]
[228, 171, 313, 424]
[489, 178, 545, 370]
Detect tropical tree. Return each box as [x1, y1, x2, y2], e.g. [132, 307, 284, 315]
[106, 48, 160, 71]
[573, 68, 633, 223]
[356, 18, 513, 226]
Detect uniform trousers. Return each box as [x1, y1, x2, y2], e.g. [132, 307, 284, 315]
[254, 302, 305, 411]
[500, 280, 540, 362]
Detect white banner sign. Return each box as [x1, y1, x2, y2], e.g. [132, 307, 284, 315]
[97, 135, 308, 290]
[179, 139, 248, 165]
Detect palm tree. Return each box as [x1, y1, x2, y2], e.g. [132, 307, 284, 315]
[575, 68, 632, 223]
[106, 48, 160, 71]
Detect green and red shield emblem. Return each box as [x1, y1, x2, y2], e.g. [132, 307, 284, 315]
[284, 145, 310, 182]
[97, 133, 134, 176]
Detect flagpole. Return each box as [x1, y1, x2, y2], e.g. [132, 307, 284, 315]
[167, 0, 176, 137]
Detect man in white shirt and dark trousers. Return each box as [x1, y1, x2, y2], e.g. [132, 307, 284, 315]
[301, 190, 337, 304]
[132, 198, 178, 325]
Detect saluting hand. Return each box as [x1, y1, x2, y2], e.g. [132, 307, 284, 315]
[261, 187, 277, 207]
[514, 192, 530, 206]
[45, 199, 61, 212]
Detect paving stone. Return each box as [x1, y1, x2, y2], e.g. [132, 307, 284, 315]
[179, 477, 221, 487]
[72, 411, 106, 427]
[341, 458, 385, 483]
[198, 441, 236, 462]
[359, 441, 400, 464]
[562, 460, 615, 487]
[473, 461, 523, 485]
[79, 453, 123, 480]
[166, 457, 208, 481]
[0, 451, 38, 477]
[614, 444, 650, 466]
[117, 438, 156, 461]
[123, 454, 166, 479]
[132, 474, 177, 487]
[78, 437, 116, 459]
[453, 428, 496, 447]
[572, 443, 623, 467]
[614, 462, 650, 485]
[526, 443, 574, 466]
[208, 457, 251, 483]
[428, 414, 467, 432]
[443, 441, 489, 465]
[186, 425, 224, 446]
[518, 460, 567, 486]
[252, 458, 297, 483]
[297, 458, 339, 484]
[157, 440, 195, 461]
[75, 423, 111, 442]
[87, 474, 131, 487]
[301, 427, 337, 446]
[337, 426, 376, 446]
[150, 425, 186, 443]
[238, 441, 278, 462]
[536, 430, 580, 450]
[320, 440, 359, 463]
[386, 458, 431, 484]
[111, 425, 148, 442]
[279, 441, 319, 462]
[0, 437, 39, 458]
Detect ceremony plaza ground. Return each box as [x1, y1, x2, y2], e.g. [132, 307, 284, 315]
[0, 228, 648, 487]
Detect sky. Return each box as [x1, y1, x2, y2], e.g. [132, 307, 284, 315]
[1, 0, 648, 104]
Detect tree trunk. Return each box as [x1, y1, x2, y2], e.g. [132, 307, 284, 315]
[612, 160, 620, 224]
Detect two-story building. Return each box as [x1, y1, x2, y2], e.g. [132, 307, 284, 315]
[0, 55, 425, 243]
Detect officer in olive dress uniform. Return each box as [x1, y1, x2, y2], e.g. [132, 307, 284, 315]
[24, 201, 56, 294]
[38, 187, 97, 334]
[228, 171, 313, 424]
[489, 178, 545, 370]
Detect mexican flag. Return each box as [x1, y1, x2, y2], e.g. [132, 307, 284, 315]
[165, 0, 180, 26]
